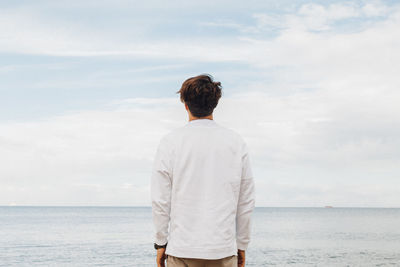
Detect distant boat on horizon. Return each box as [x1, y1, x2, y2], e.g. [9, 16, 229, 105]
[324, 206, 333, 208]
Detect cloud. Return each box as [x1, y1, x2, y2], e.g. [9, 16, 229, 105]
[362, 1, 390, 17]
[255, 180, 400, 207]
[1, 1, 400, 206]
[0, 8, 157, 57]
[1, 88, 399, 206]
[296, 3, 360, 31]
[0, 98, 184, 205]
[0, 1, 398, 67]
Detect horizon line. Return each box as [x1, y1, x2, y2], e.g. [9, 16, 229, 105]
[1, 205, 399, 208]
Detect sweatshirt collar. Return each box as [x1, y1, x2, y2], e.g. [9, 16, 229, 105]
[187, 119, 217, 126]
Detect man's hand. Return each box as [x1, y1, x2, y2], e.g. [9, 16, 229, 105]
[237, 249, 245, 267]
[156, 248, 167, 267]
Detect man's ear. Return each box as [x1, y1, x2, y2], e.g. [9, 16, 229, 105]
[184, 103, 188, 111]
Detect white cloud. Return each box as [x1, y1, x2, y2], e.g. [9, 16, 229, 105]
[1, 1, 400, 206]
[0, 2, 398, 64]
[362, 1, 389, 17]
[1, 88, 399, 206]
[0, 99, 184, 205]
[295, 3, 360, 31]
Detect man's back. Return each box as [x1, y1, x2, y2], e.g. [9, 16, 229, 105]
[151, 74, 255, 266]
[151, 118, 255, 260]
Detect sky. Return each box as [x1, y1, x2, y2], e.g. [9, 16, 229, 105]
[1, 0, 399, 207]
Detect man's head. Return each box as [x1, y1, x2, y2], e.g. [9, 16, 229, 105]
[176, 74, 222, 118]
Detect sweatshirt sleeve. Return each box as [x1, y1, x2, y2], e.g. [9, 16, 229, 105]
[236, 141, 256, 251]
[150, 136, 173, 245]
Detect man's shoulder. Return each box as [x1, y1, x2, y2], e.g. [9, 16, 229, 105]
[215, 123, 246, 143]
[158, 125, 186, 144]
[222, 125, 243, 137]
[160, 122, 246, 144]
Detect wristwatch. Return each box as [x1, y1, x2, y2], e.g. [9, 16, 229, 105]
[154, 242, 168, 250]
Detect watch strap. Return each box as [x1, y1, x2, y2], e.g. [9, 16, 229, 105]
[154, 242, 168, 250]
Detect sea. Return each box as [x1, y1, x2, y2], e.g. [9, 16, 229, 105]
[0, 207, 399, 266]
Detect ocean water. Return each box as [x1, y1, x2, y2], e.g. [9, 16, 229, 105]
[0, 207, 399, 266]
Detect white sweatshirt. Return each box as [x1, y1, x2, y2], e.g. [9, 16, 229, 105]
[151, 118, 255, 260]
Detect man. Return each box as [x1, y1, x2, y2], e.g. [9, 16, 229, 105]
[151, 74, 255, 267]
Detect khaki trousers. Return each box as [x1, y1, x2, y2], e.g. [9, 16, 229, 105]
[166, 254, 237, 267]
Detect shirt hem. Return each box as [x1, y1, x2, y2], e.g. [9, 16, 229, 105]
[165, 245, 237, 260]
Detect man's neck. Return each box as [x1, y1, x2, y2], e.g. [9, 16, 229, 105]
[188, 114, 213, 122]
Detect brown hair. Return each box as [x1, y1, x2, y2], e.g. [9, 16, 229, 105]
[176, 74, 222, 117]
